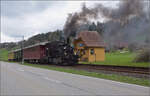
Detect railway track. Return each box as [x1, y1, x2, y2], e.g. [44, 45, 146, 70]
[75, 64, 150, 75]
[28, 62, 150, 78]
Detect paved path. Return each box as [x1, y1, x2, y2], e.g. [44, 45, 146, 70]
[0, 61, 149, 95]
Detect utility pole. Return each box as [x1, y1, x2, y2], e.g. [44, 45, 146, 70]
[21, 36, 24, 64]
[148, 0, 150, 20]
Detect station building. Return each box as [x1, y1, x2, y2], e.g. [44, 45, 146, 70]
[73, 31, 105, 62]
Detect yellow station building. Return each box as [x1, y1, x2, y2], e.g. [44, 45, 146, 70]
[73, 31, 105, 62]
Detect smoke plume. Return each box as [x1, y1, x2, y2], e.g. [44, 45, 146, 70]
[63, 3, 98, 38]
[64, 0, 150, 48]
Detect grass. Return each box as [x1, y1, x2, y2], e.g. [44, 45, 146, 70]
[0, 48, 9, 61]
[17, 62, 150, 87]
[81, 52, 150, 68]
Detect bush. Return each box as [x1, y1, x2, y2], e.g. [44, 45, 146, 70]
[128, 43, 139, 52]
[134, 48, 150, 63]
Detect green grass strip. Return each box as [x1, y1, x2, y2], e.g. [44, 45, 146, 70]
[0, 48, 9, 61]
[80, 52, 150, 68]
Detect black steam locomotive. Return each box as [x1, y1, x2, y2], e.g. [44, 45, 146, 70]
[45, 41, 79, 65]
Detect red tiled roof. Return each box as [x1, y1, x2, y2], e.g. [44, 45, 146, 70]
[76, 31, 105, 47]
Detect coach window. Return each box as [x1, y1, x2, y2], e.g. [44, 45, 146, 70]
[90, 49, 94, 55]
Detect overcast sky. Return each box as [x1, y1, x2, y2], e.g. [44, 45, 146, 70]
[1, 1, 119, 43]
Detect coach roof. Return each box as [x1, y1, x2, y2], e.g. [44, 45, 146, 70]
[11, 41, 49, 52]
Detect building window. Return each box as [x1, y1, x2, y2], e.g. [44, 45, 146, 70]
[90, 49, 94, 55]
[78, 43, 84, 47]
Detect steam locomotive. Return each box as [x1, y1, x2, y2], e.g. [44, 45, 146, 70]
[8, 40, 79, 65]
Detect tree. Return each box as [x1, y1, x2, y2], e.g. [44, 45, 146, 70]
[88, 22, 104, 35]
[96, 21, 104, 35]
[145, 36, 150, 44]
[88, 22, 97, 31]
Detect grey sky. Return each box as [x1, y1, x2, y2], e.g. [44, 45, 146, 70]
[1, 1, 119, 43]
